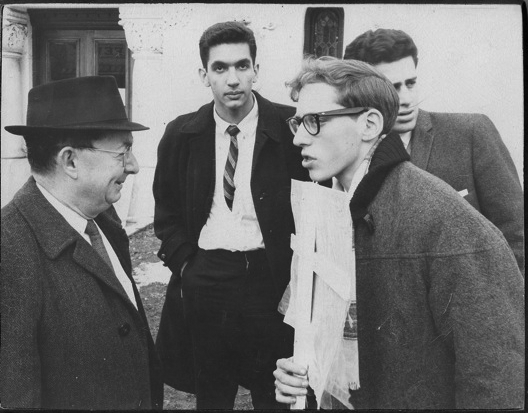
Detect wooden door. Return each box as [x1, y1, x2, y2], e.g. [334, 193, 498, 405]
[30, 9, 130, 113]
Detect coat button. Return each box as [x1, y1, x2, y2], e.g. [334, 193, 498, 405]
[118, 322, 131, 336]
[161, 253, 166, 260]
[259, 192, 267, 201]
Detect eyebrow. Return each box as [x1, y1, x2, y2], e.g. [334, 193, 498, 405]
[210, 58, 251, 67]
[393, 76, 417, 87]
[122, 139, 133, 148]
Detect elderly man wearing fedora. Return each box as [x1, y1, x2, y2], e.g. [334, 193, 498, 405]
[1, 76, 163, 409]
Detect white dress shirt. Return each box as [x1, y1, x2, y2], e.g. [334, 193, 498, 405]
[198, 94, 265, 251]
[400, 131, 412, 153]
[36, 183, 138, 309]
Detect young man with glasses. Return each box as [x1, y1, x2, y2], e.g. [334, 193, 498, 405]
[344, 28, 524, 275]
[273, 57, 524, 409]
[1, 76, 163, 409]
[153, 21, 310, 409]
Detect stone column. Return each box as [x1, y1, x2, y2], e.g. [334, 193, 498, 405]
[118, 5, 166, 228]
[1, 7, 30, 207]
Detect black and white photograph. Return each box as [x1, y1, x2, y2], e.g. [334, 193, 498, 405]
[1, 2, 524, 410]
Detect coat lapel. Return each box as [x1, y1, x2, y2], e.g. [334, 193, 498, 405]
[14, 177, 135, 307]
[410, 109, 434, 170]
[96, 207, 132, 276]
[181, 101, 216, 205]
[252, 92, 281, 175]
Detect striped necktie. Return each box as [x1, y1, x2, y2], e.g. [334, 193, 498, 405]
[223, 125, 240, 210]
[85, 219, 114, 272]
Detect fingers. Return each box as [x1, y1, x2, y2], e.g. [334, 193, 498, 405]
[273, 358, 309, 404]
[276, 357, 307, 376]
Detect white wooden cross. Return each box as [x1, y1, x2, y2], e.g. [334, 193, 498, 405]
[282, 180, 357, 409]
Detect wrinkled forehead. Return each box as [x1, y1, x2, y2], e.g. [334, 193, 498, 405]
[96, 130, 134, 146]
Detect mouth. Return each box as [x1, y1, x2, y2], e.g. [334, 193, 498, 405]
[225, 91, 243, 99]
[397, 109, 415, 122]
[301, 154, 316, 168]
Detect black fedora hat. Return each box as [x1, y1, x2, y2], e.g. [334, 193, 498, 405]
[5, 76, 148, 135]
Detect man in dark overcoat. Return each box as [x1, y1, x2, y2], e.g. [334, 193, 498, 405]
[153, 21, 310, 409]
[1, 76, 163, 409]
[344, 28, 524, 275]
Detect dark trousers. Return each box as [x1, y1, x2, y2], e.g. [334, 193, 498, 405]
[181, 248, 292, 410]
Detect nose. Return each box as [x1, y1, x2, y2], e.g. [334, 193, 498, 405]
[125, 152, 139, 175]
[227, 67, 240, 86]
[398, 86, 412, 107]
[292, 125, 311, 148]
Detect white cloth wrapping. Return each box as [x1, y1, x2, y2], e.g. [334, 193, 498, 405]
[279, 181, 357, 409]
[279, 139, 382, 409]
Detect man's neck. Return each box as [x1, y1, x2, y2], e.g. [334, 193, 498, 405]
[215, 94, 255, 124]
[34, 173, 93, 220]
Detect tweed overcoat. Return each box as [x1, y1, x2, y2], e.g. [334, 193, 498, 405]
[347, 135, 524, 409]
[153, 92, 310, 393]
[410, 110, 524, 273]
[0, 177, 163, 409]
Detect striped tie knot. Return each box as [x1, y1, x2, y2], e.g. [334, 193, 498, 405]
[223, 125, 240, 210]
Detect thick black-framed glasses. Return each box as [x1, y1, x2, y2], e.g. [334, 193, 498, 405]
[286, 107, 370, 136]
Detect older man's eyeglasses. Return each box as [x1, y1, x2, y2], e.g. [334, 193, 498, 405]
[83, 146, 133, 167]
[286, 107, 369, 136]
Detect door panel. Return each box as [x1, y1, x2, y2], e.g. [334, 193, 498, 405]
[35, 29, 129, 113]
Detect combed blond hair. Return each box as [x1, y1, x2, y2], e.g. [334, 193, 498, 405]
[287, 56, 399, 134]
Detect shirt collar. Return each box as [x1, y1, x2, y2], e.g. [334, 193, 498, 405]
[213, 92, 259, 135]
[36, 182, 89, 236]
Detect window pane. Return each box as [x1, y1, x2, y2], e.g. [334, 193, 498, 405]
[313, 10, 340, 58]
[48, 40, 78, 81]
[96, 41, 127, 88]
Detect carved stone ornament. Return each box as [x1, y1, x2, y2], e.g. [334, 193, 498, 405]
[163, 4, 193, 29]
[232, 15, 277, 40]
[119, 19, 164, 57]
[2, 23, 28, 56]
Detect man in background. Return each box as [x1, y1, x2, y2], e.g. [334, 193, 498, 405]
[344, 28, 524, 274]
[153, 21, 309, 409]
[1, 76, 163, 409]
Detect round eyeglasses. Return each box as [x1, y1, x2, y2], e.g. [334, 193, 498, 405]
[83, 146, 133, 167]
[286, 107, 369, 136]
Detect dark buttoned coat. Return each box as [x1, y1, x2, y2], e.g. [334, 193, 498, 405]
[153, 92, 310, 393]
[0, 177, 163, 409]
[410, 110, 524, 273]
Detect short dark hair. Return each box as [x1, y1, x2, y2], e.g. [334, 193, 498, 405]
[199, 21, 257, 68]
[24, 130, 102, 174]
[287, 57, 399, 135]
[344, 29, 418, 67]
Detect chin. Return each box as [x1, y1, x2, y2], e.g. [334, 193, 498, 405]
[106, 194, 121, 206]
[309, 170, 332, 183]
[394, 119, 417, 134]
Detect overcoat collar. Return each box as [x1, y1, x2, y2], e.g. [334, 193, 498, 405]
[350, 131, 410, 230]
[13, 176, 136, 310]
[410, 109, 434, 170]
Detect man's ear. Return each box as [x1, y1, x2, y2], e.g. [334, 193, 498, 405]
[252, 63, 260, 83]
[362, 109, 384, 142]
[198, 67, 210, 87]
[57, 146, 79, 179]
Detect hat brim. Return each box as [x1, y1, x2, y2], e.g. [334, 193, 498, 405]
[5, 119, 149, 136]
